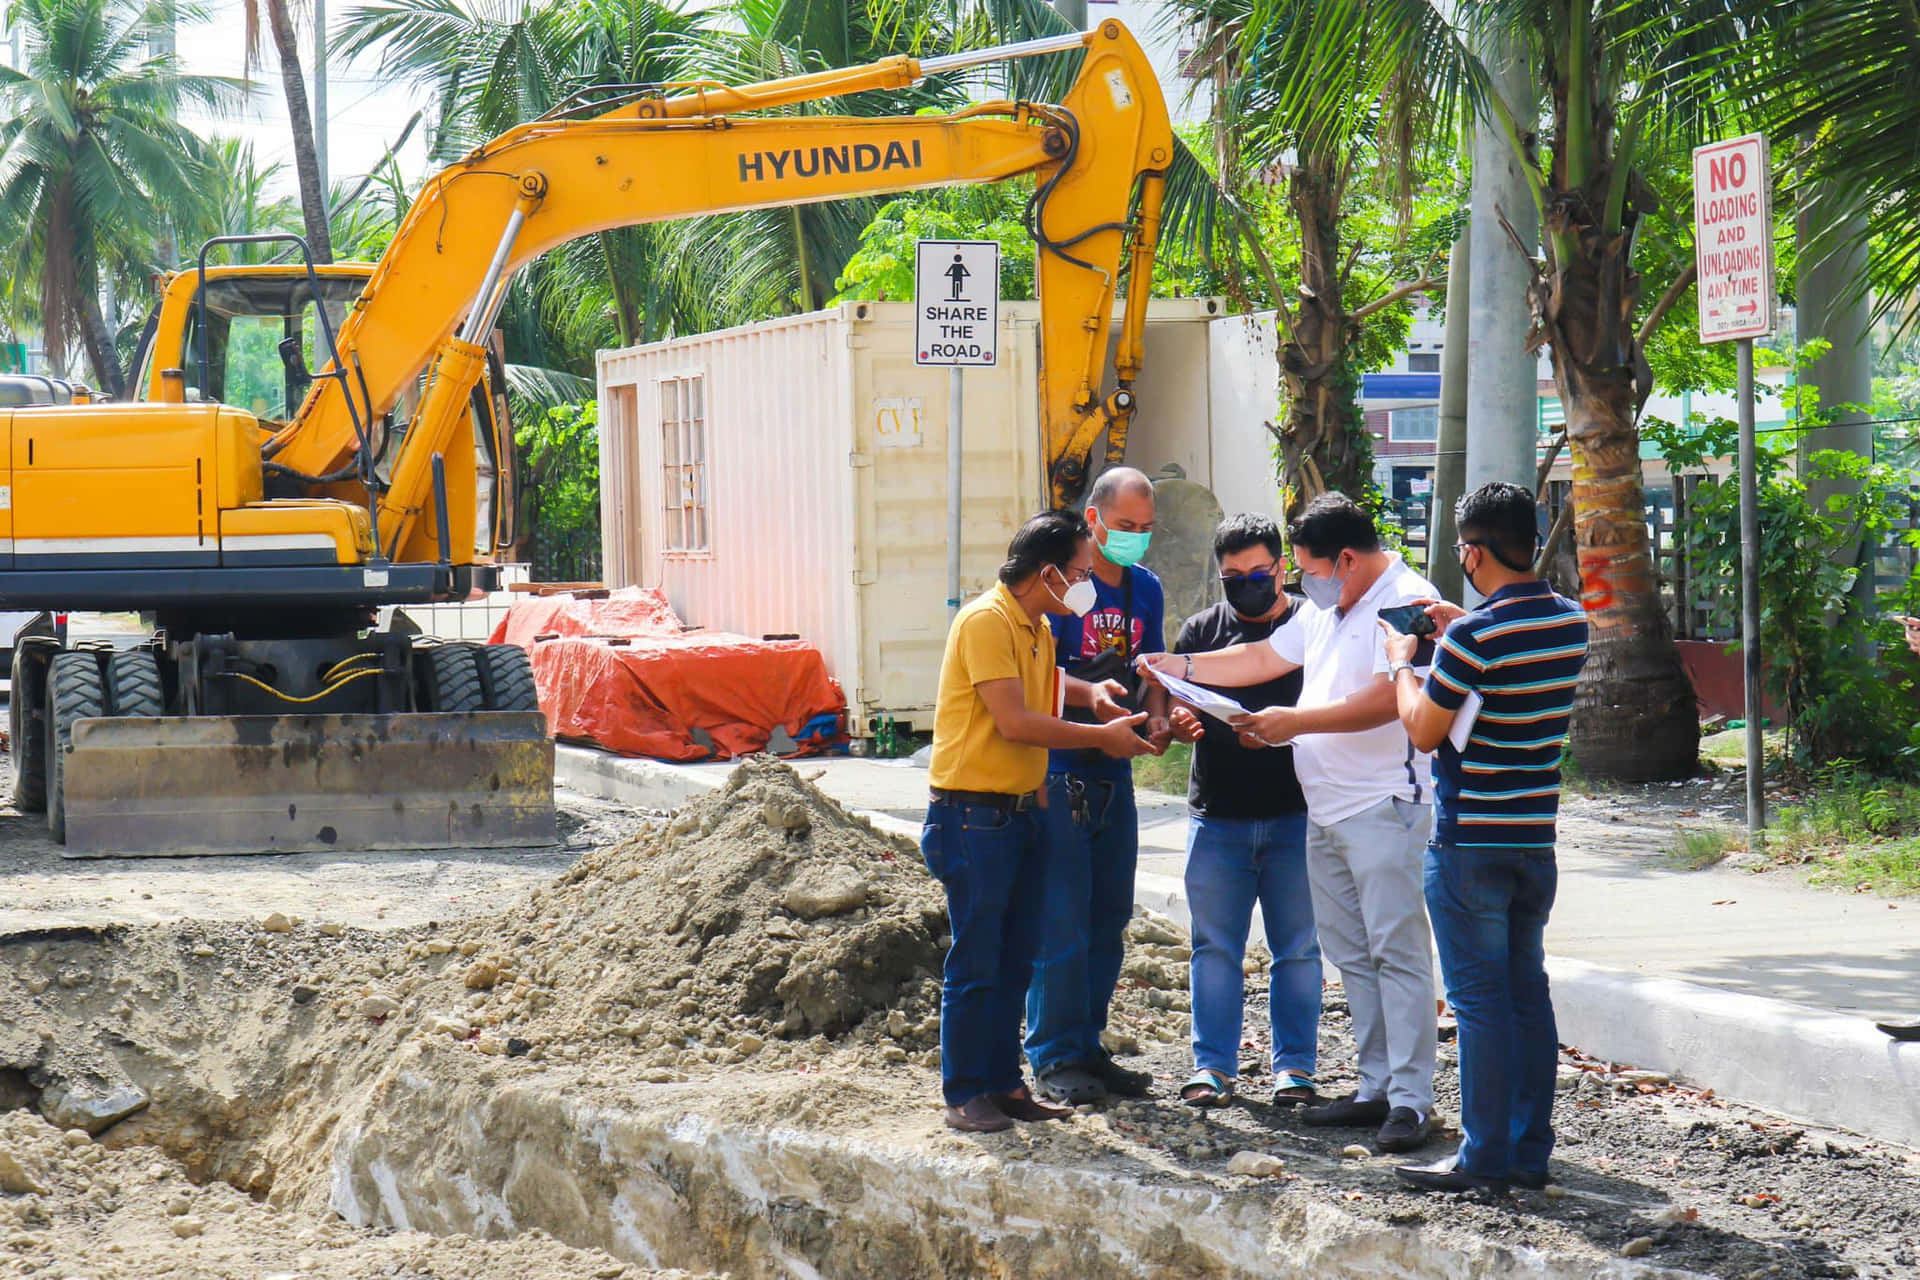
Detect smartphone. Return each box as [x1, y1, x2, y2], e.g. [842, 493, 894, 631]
[1378, 604, 1438, 637]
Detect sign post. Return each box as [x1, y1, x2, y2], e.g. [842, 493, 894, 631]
[1693, 133, 1775, 847]
[915, 240, 1001, 617]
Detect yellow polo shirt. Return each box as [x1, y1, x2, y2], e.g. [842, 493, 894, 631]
[928, 583, 1056, 795]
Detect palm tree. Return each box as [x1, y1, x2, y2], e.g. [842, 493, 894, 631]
[240, 0, 333, 260]
[0, 0, 239, 394]
[1169, 0, 1462, 516]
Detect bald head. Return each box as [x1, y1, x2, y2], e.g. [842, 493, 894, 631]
[1087, 467, 1154, 514]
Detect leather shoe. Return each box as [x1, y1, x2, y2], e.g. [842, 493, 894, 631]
[944, 1096, 1014, 1133]
[1301, 1093, 1391, 1127]
[1088, 1050, 1154, 1098]
[991, 1086, 1073, 1123]
[1376, 1106, 1435, 1153]
[1511, 1167, 1553, 1190]
[1395, 1152, 1509, 1195]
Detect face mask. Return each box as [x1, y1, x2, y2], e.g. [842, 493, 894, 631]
[1221, 573, 1280, 618]
[1099, 526, 1152, 568]
[1458, 547, 1484, 599]
[1049, 566, 1098, 617]
[1299, 559, 1346, 610]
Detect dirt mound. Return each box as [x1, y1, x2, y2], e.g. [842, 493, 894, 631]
[316, 758, 950, 1077]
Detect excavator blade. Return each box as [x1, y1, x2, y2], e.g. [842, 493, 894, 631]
[59, 712, 556, 858]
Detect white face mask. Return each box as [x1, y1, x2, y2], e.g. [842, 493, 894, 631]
[1049, 566, 1098, 617]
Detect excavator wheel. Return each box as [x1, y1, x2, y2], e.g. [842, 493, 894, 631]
[45, 651, 106, 844]
[478, 644, 539, 713]
[107, 650, 165, 717]
[421, 643, 485, 713]
[9, 644, 48, 813]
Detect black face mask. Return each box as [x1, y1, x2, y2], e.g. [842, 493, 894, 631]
[1222, 573, 1280, 618]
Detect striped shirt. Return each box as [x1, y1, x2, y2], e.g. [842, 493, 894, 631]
[1424, 581, 1589, 849]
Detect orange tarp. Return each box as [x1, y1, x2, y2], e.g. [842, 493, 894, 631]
[491, 589, 846, 762]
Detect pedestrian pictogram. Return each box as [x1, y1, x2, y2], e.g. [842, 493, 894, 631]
[915, 240, 999, 367]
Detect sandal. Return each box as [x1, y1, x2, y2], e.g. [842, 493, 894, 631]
[1180, 1068, 1233, 1108]
[1269, 1070, 1318, 1107]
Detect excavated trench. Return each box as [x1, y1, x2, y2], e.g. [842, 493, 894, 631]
[2, 764, 1913, 1278]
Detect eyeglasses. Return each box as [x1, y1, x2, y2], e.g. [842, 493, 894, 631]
[1057, 565, 1094, 584]
[1453, 541, 1480, 555]
[1219, 559, 1282, 583]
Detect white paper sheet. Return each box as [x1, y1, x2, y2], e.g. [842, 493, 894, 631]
[1448, 690, 1484, 754]
[1155, 670, 1253, 724]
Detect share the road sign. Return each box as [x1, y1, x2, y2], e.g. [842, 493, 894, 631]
[1693, 134, 1775, 344]
[915, 240, 1000, 366]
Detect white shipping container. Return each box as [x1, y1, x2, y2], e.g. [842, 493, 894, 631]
[597, 298, 1272, 734]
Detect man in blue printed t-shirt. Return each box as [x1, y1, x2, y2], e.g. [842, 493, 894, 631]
[1380, 481, 1590, 1196]
[1029, 466, 1173, 1105]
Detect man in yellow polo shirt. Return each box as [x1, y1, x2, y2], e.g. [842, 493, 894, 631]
[925, 510, 1157, 1133]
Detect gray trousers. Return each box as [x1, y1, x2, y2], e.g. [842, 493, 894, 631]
[1306, 797, 1436, 1113]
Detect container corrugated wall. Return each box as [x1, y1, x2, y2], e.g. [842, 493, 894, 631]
[597, 297, 1256, 734]
[597, 312, 860, 702]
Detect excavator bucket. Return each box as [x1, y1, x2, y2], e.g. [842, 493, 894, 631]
[59, 712, 556, 857]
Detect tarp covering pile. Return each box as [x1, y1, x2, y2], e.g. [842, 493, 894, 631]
[490, 587, 846, 762]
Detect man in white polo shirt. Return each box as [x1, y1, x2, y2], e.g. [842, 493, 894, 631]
[1140, 493, 1439, 1154]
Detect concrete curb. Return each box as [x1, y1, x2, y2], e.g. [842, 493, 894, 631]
[1138, 872, 1920, 1149]
[558, 748, 1920, 1149]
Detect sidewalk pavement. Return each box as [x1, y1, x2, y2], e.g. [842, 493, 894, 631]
[557, 747, 1920, 1147]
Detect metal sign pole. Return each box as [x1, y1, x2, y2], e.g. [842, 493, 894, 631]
[948, 366, 963, 618]
[1737, 336, 1765, 845]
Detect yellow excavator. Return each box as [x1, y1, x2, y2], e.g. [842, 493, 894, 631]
[0, 20, 1171, 855]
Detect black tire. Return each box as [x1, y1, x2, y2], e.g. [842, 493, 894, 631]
[46, 651, 106, 844]
[422, 644, 485, 713]
[477, 644, 539, 712]
[106, 650, 165, 717]
[9, 644, 47, 813]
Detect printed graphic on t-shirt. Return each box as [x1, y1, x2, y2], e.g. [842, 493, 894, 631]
[1074, 609, 1144, 660]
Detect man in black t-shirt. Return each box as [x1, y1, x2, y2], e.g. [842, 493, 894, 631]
[1168, 514, 1322, 1109]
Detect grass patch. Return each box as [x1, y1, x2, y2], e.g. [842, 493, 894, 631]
[1768, 768, 1920, 896]
[1699, 726, 1789, 768]
[1670, 824, 1745, 869]
[1133, 741, 1192, 795]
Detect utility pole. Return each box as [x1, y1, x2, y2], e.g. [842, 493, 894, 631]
[1430, 227, 1471, 603]
[1796, 185, 1874, 616]
[1463, 34, 1540, 573]
[313, 0, 329, 206]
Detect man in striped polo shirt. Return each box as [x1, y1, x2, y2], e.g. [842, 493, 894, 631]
[1380, 481, 1589, 1196]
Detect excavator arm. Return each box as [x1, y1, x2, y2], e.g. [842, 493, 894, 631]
[266, 19, 1172, 555]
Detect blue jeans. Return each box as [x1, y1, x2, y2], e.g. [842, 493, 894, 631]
[1025, 771, 1138, 1075]
[1185, 813, 1320, 1080]
[1424, 842, 1559, 1179]
[922, 798, 1046, 1107]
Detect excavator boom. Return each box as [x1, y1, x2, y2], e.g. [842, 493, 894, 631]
[0, 22, 1172, 857]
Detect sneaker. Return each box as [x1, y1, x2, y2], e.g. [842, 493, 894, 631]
[1088, 1050, 1154, 1098]
[990, 1086, 1073, 1123]
[1035, 1063, 1108, 1105]
[1376, 1106, 1435, 1153]
[944, 1096, 1014, 1133]
[1510, 1167, 1553, 1190]
[1301, 1093, 1391, 1128]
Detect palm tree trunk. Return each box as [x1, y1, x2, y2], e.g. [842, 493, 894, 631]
[1276, 157, 1367, 518]
[79, 289, 125, 399]
[266, 0, 333, 263]
[1552, 300, 1698, 781]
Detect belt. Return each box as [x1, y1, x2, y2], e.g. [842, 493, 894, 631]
[929, 787, 1038, 813]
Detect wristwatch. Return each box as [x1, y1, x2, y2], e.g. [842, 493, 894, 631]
[1184, 654, 1193, 680]
[1387, 660, 1415, 680]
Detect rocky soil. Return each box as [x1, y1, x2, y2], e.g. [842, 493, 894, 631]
[0, 758, 1915, 1277]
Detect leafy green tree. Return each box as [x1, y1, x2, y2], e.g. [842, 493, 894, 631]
[516, 399, 601, 577]
[833, 182, 1038, 302]
[0, 0, 239, 394]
